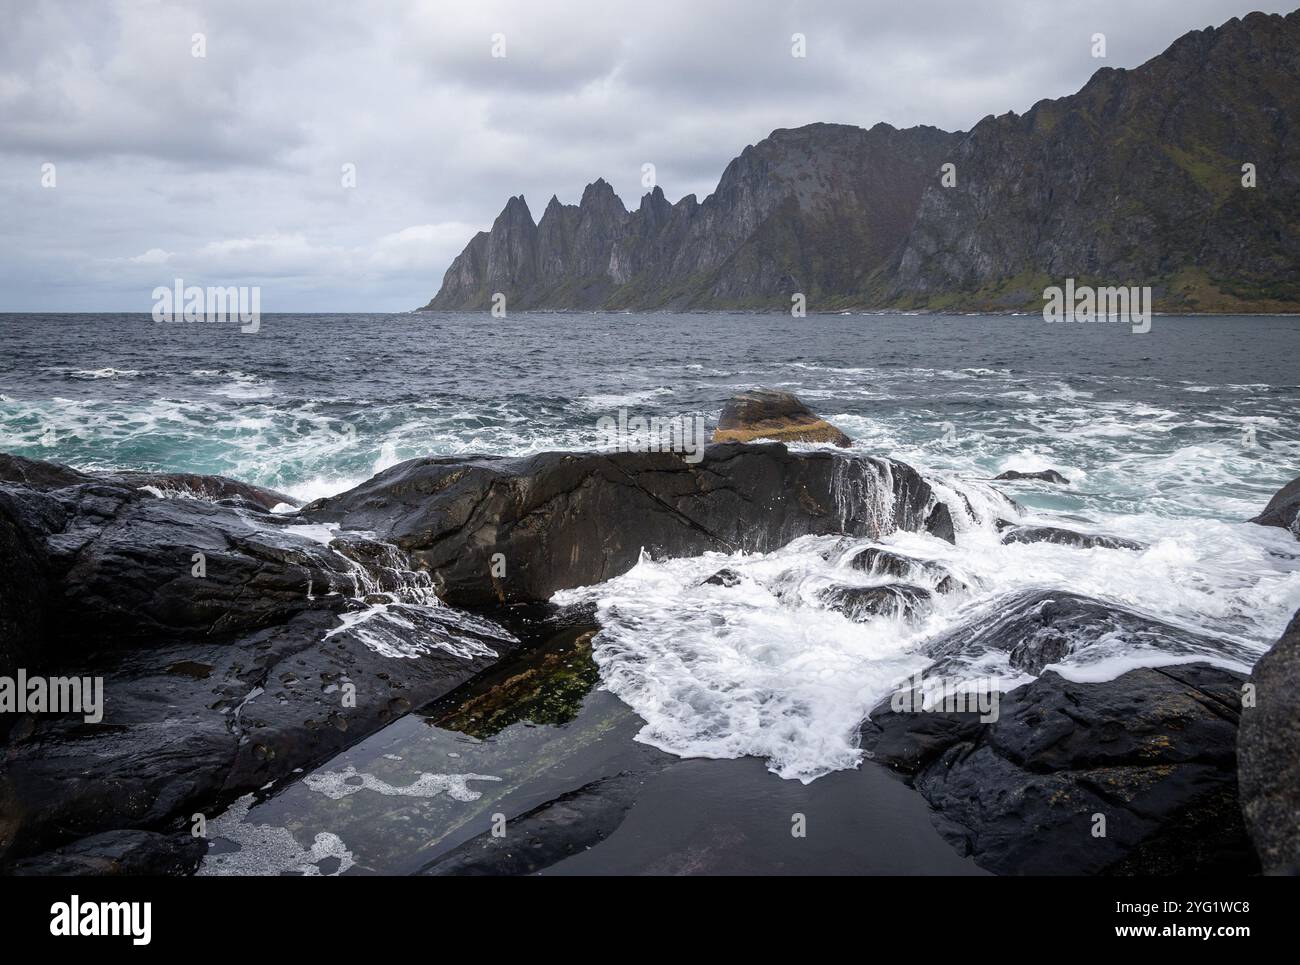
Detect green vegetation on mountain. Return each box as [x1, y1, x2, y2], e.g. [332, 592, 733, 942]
[423, 10, 1300, 314]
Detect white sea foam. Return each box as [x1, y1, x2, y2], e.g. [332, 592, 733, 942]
[578, 386, 674, 409]
[303, 765, 500, 801]
[321, 602, 507, 660]
[556, 542, 942, 783]
[43, 366, 143, 380]
[555, 480, 1300, 783]
[198, 793, 354, 876]
[8, 340, 1298, 788]
[279, 521, 340, 545]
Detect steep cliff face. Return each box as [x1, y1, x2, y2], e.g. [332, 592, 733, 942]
[426, 123, 959, 310]
[423, 10, 1300, 313]
[890, 9, 1300, 311]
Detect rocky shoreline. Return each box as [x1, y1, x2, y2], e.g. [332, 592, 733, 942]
[2, 400, 1298, 875]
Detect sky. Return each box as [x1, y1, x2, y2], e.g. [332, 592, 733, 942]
[0, 0, 1292, 312]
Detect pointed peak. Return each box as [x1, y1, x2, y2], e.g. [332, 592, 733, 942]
[580, 178, 619, 206]
[638, 184, 670, 215]
[494, 194, 536, 230]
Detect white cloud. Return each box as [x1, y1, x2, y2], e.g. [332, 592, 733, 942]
[129, 248, 173, 265]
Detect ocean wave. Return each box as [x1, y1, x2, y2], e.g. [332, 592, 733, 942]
[43, 366, 144, 380]
[577, 386, 675, 409]
[555, 492, 1299, 782]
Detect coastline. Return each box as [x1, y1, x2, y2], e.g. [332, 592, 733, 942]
[3, 423, 1296, 875]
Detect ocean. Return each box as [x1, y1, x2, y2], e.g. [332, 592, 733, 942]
[4, 311, 1300, 785]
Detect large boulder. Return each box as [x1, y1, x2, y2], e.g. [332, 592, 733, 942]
[304, 443, 944, 608]
[711, 389, 851, 447]
[863, 662, 1256, 875]
[1250, 474, 1300, 537]
[0, 454, 514, 869]
[1237, 607, 1300, 874]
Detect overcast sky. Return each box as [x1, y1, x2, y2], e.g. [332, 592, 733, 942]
[0, 0, 1290, 312]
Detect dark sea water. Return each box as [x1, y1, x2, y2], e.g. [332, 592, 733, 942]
[2, 311, 1296, 507]
[4, 311, 1300, 801]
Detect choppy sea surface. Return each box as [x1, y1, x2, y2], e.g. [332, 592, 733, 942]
[4, 311, 1300, 782]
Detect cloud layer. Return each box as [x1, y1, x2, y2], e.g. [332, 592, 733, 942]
[0, 0, 1289, 311]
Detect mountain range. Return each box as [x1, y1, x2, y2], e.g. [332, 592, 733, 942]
[422, 9, 1300, 313]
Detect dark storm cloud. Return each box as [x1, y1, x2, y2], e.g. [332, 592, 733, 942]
[0, 0, 1291, 311]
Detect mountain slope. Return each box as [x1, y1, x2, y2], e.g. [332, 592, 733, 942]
[423, 9, 1300, 313]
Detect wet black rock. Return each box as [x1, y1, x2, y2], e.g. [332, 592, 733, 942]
[0, 446, 954, 872]
[305, 443, 946, 608]
[2, 447, 1256, 878]
[1, 610, 509, 869]
[862, 662, 1257, 875]
[848, 546, 963, 592]
[924, 502, 956, 543]
[1250, 474, 1300, 538]
[0, 452, 295, 511]
[848, 547, 916, 579]
[1000, 524, 1144, 551]
[922, 588, 1252, 677]
[994, 469, 1069, 485]
[700, 568, 743, 587]
[1237, 607, 1300, 874]
[819, 583, 933, 622]
[0, 453, 92, 490]
[8, 830, 205, 877]
[0, 490, 48, 678]
[0, 454, 511, 869]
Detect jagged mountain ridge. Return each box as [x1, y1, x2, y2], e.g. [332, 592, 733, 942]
[423, 9, 1300, 313]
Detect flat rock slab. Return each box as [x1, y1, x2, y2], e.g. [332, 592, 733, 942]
[0, 609, 508, 867]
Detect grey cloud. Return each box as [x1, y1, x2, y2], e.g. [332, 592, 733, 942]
[0, 0, 1293, 311]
